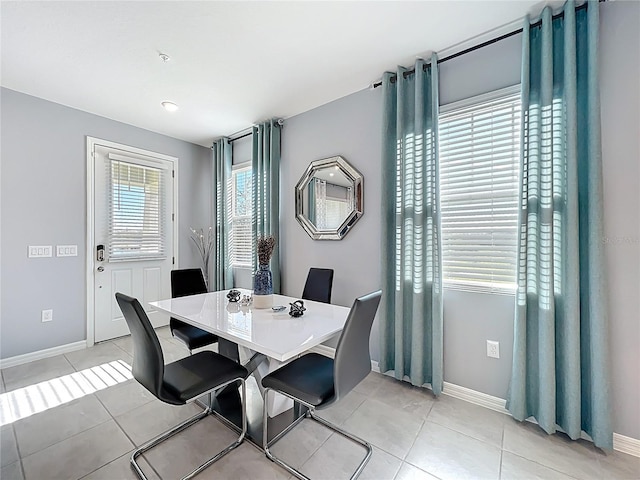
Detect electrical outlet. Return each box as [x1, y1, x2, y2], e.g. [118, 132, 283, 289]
[487, 340, 500, 359]
[42, 309, 53, 322]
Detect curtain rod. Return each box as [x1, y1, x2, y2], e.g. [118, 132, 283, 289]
[372, 0, 598, 89]
[214, 118, 285, 146]
[229, 131, 252, 143]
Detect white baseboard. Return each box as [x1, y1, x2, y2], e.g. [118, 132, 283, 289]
[309, 344, 337, 359]
[613, 433, 640, 458]
[4, 341, 639, 458]
[315, 345, 639, 458]
[442, 381, 509, 415]
[0, 341, 87, 369]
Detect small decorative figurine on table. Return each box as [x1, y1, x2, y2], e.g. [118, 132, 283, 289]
[289, 300, 306, 318]
[239, 294, 252, 307]
[227, 289, 241, 303]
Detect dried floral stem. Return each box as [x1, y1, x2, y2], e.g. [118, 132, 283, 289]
[190, 227, 213, 285]
[257, 235, 276, 265]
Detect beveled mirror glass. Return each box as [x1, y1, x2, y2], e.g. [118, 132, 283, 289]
[295, 155, 363, 240]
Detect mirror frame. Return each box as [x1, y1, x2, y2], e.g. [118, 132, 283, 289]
[295, 155, 364, 240]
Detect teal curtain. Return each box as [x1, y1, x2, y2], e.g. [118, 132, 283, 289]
[379, 56, 444, 395]
[507, 1, 612, 449]
[252, 120, 281, 294]
[212, 138, 233, 291]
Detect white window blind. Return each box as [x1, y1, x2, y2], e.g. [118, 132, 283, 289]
[107, 156, 167, 261]
[229, 165, 253, 267]
[439, 87, 521, 293]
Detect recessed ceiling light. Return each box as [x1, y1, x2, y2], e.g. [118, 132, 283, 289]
[162, 101, 178, 112]
[159, 53, 170, 62]
[329, 173, 335, 176]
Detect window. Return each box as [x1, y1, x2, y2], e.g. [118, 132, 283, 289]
[310, 178, 355, 230]
[108, 158, 167, 261]
[439, 86, 521, 293]
[229, 164, 253, 267]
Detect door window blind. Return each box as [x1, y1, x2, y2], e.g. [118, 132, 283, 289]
[439, 88, 521, 293]
[229, 165, 253, 267]
[108, 157, 167, 261]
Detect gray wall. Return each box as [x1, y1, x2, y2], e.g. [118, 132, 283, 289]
[600, 1, 640, 440]
[0, 88, 212, 359]
[439, 32, 522, 399]
[280, 1, 639, 440]
[281, 88, 383, 353]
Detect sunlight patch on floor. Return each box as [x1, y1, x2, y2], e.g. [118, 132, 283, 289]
[0, 360, 132, 426]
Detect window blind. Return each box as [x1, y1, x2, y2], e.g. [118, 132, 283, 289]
[107, 157, 167, 261]
[229, 166, 253, 267]
[439, 89, 521, 293]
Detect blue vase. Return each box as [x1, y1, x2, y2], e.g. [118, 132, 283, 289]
[253, 264, 273, 296]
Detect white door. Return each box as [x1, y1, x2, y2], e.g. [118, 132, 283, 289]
[92, 141, 175, 342]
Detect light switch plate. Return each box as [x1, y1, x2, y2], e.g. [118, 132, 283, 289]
[28, 246, 52, 258]
[56, 245, 78, 257]
[42, 309, 53, 322]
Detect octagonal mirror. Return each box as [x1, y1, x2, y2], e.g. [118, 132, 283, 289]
[295, 155, 363, 240]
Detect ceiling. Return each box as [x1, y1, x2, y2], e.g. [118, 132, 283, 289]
[1, 1, 543, 147]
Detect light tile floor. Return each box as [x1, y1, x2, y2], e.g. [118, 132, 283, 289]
[1, 328, 638, 480]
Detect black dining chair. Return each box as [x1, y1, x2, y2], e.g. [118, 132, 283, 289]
[170, 268, 218, 353]
[301, 267, 334, 304]
[115, 293, 248, 480]
[261, 290, 382, 480]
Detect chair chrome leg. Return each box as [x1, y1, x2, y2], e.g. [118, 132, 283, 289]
[262, 388, 372, 480]
[309, 411, 372, 479]
[130, 377, 247, 480]
[184, 380, 247, 480]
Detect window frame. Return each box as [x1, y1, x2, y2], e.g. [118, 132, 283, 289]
[229, 161, 253, 268]
[107, 157, 168, 262]
[438, 84, 521, 295]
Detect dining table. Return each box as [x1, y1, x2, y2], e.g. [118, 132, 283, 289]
[149, 288, 351, 444]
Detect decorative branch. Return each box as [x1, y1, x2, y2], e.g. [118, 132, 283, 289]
[190, 227, 213, 286]
[257, 235, 276, 265]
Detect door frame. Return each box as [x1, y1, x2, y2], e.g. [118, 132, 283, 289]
[85, 136, 179, 347]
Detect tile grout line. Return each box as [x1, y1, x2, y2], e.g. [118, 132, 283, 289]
[11, 423, 27, 480]
[77, 449, 133, 480]
[296, 419, 337, 475]
[89, 382, 139, 476]
[106, 399, 166, 480]
[401, 418, 445, 480]
[498, 427, 505, 479]
[302, 392, 380, 473]
[425, 416, 504, 451]
[17, 417, 115, 473]
[401, 416, 426, 462]
[11, 393, 114, 462]
[108, 338, 134, 358]
[503, 450, 583, 480]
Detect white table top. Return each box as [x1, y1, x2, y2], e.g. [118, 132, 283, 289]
[149, 289, 350, 362]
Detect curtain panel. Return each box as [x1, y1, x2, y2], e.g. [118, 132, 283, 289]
[507, 0, 612, 448]
[379, 55, 444, 395]
[212, 138, 233, 291]
[252, 120, 282, 294]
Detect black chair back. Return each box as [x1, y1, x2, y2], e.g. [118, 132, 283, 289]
[171, 268, 207, 298]
[115, 293, 176, 404]
[302, 268, 334, 304]
[333, 290, 382, 402]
